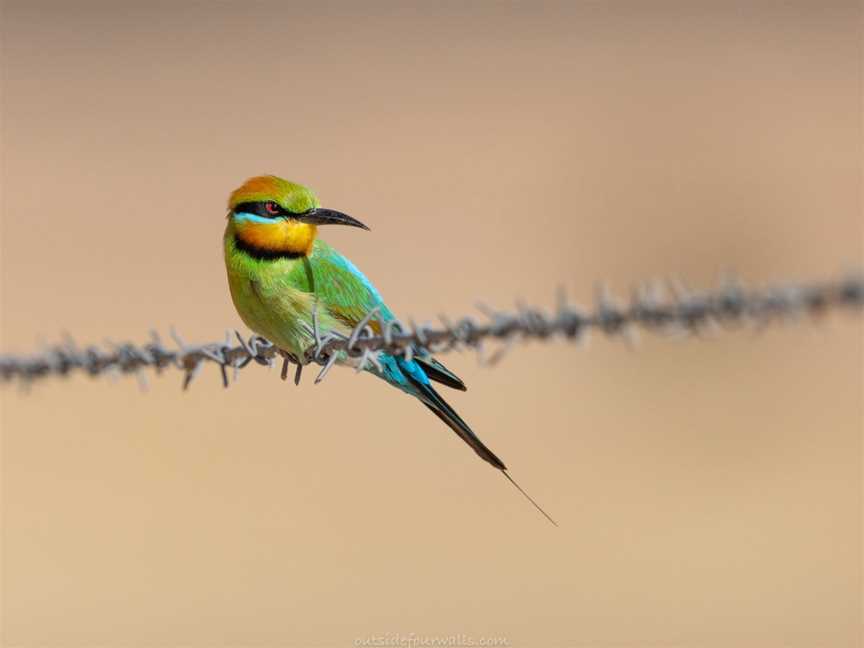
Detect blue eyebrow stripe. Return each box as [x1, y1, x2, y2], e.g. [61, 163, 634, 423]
[233, 212, 276, 225]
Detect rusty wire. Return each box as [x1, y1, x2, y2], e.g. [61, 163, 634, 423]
[1, 273, 861, 390]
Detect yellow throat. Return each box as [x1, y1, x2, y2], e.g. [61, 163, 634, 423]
[233, 217, 317, 256]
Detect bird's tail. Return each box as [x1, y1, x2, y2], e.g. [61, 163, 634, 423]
[402, 367, 557, 526]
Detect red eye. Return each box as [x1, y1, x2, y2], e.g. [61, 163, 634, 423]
[265, 201, 280, 215]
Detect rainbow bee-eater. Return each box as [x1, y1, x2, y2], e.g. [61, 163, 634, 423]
[223, 175, 554, 524]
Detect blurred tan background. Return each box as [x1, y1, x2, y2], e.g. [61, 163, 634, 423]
[1, 1, 862, 646]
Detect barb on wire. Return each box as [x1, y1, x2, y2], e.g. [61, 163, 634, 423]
[1, 273, 861, 390]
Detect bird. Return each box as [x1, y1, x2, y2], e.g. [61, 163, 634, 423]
[223, 175, 555, 524]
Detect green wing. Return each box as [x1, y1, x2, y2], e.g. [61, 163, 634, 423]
[294, 240, 466, 391]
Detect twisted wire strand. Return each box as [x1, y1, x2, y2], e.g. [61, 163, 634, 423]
[1, 273, 861, 390]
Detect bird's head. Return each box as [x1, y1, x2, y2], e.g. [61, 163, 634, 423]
[227, 175, 368, 257]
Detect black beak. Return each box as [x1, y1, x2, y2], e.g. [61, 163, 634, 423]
[297, 208, 370, 231]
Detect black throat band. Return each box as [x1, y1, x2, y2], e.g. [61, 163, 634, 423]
[233, 235, 305, 261]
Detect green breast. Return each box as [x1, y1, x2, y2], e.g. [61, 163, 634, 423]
[223, 223, 382, 360]
[223, 228, 315, 355]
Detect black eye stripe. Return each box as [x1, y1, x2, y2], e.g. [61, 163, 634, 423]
[234, 201, 286, 218]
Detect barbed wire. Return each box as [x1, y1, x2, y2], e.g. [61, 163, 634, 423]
[1, 272, 862, 390]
